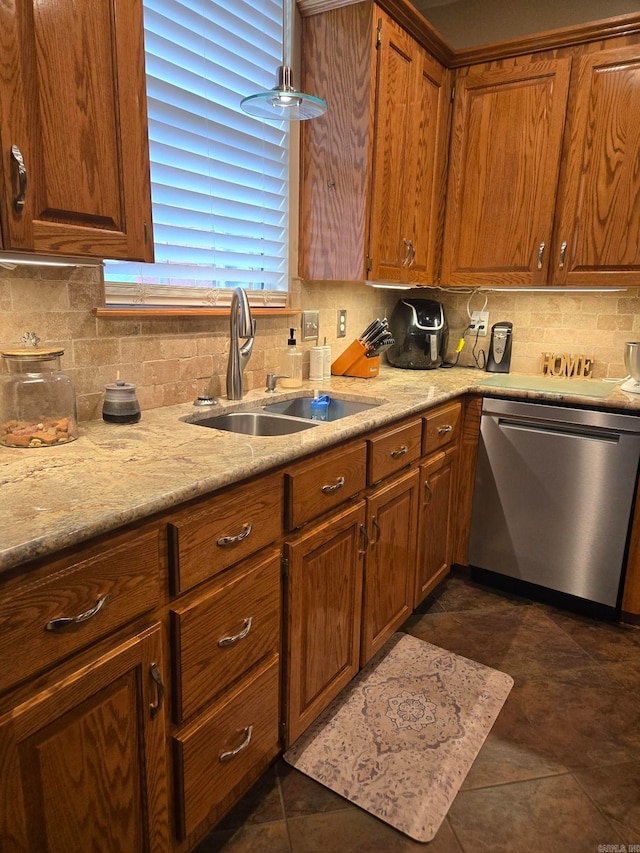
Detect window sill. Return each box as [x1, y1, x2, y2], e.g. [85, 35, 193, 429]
[96, 307, 300, 318]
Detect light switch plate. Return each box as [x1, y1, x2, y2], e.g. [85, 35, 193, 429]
[302, 310, 320, 341]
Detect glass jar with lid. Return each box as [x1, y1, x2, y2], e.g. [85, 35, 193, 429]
[0, 347, 78, 448]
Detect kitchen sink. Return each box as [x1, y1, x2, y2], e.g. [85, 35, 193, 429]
[263, 395, 380, 421]
[189, 411, 318, 436]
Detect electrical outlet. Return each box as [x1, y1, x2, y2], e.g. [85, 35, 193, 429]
[337, 309, 347, 338]
[302, 310, 319, 341]
[470, 311, 489, 336]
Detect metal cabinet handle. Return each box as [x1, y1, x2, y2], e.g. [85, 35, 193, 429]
[371, 516, 381, 546]
[402, 238, 413, 267]
[219, 725, 253, 763]
[11, 145, 27, 213]
[559, 240, 567, 270]
[409, 240, 416, 268]
[149, 662, 164, 719]
[425, 478, 432, 504]
[437, 425, 453, 435]
[45, 593, 110, 631]
[537, 241, 545, 270]
[322, 476, 345, 494]
[217, 617, 253, 648]
[390, 445, 408, 458]
[359, 523, 369, 555]
[217, 522, 252, 546]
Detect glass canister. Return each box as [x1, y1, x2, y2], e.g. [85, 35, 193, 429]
[0, 348, 78, 448]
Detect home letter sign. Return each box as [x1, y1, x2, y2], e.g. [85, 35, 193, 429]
[540, 352, 593, 378]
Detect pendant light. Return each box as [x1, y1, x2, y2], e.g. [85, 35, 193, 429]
[240, 0, 327, 121]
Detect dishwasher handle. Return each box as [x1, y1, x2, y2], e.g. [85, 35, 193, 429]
[496, 416, 620, 444]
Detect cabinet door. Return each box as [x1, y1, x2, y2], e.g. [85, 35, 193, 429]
[369, 12, 449, 284]
[553, 45, 640, 286]
[415, 447, 458, 607]
[284, 501, 366, 745]
[361, 468, 419, 665]
[0, 0, 153, 260]
[441, 59, 571, 286]
[0, 623, 169, 852]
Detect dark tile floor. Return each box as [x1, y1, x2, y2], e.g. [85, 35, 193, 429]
[195, 568, 640, 852]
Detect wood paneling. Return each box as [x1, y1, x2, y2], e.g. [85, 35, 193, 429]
[367, 418, 422, 484]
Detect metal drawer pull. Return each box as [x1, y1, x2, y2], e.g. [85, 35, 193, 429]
[45, 593, 110, 631]
[437, 425, 453, 435]
[537, 241, 545, 270]
[371, 516, 381, 546]
[559, 240, 567, 270]
[425, 479, 433, 503]
[218, 617, 253, 648]
[390, 445, 408, 458]
[217, 522, 252, 546]
[322, 476, 345, 494]
[149, 662, 164, 719]
[11, 145, 27, 212]
[219, 725, 253, 763]
[359, 523, 369, 555]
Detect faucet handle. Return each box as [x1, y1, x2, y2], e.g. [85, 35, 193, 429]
[265, 373, 289, 392]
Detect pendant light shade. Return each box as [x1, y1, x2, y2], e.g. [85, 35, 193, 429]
[240, 1, 327, 121]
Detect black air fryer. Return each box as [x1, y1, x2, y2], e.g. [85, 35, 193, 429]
[387, 298, 448, 369]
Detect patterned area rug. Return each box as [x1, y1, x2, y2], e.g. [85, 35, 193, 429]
[284, 632, 513, 842]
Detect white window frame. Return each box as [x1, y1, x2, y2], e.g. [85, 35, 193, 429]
[104, 0, 296, 309]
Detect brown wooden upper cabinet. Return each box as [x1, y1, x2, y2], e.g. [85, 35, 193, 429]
[442, 43, 640, 287]
[0, 0, 153, 261]
[299, 3, 451, 284]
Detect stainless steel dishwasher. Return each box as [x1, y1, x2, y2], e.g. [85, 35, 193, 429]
[468, 398, 640, 609]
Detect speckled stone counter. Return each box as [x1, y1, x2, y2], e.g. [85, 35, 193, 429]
[2, 366, 638, 575]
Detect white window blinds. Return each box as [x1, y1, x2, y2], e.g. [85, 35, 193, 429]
[104, 0, 289, 308]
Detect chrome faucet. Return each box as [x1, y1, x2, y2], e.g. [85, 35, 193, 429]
[226, 287, 256, 400]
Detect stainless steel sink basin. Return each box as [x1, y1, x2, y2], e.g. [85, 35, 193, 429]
[263, 396, 379, 421]
[190, 411, 318, 436]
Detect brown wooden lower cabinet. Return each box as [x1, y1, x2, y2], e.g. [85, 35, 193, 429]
[284, 501, 366, 746]
[0, 622, 169, 852]
[361, 467, 419, 665]
[415, 445, 459, 607]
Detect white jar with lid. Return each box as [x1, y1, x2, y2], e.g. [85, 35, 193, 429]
[0, 347, 78, 448]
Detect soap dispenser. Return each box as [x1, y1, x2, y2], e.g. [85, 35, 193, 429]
[280, 327, 303, 388]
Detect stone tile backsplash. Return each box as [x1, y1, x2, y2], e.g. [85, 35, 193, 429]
[0, 264, 638, 421]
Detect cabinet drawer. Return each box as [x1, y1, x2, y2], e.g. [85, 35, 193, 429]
[422, 401, 462, 456]
[167, 472, 284, 593]
[174, 654, 280, 839]
[0, 528, 161, 694]
[367, 419, 422, 484]
[285, 441, 367, 530]
[171, 549, 281, 724]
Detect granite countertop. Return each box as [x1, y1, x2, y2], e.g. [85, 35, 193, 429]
[2, 365, 639, 575]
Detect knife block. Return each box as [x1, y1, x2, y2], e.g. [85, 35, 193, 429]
[331, 339, 380, 378]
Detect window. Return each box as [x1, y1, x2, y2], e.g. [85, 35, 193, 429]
[104, 0, 289, 308]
